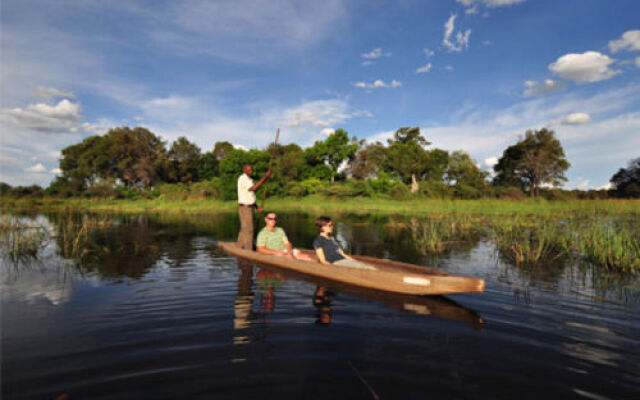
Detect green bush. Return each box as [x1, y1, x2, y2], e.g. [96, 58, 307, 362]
[364, 172, 400, 195]
[498, 186, 527, 200]
[190, 179, 221, 199]
[454, 183, 482, 199]
[154, 183, 190, 200]
[116, 186, 142, 200]
[418, 181, 453, 199]
[389, 183, 410, 200]
[317, 183, 355, 198]
[85, 180, 118, 198]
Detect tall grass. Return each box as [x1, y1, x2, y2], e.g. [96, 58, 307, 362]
[0, 216, 48, 261]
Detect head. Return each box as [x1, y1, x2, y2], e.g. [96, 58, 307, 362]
[242, 164, 253, 176]
[264, 211, 277, 227]
[315, 216, 333, 234]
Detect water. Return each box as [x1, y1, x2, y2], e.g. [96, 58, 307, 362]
[2, 212, 639, 399]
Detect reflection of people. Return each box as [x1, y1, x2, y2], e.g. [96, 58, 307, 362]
[313, 216, 376, 270]
[313, 286, 333, 325]
[233, 263, 254, 345]
[237, 164, 271, 250]
[256, 211, 313, 261]
[256, 268, 284, 313]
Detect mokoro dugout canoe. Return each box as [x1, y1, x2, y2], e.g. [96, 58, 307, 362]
[218, 242, 485, 296]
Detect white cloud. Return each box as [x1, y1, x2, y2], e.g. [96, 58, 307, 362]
[561, 112, 591, 125]
[354, 79, 402, 89]
[144, 95, 192, 110]
[523, 79, 568, 97]
[608, 30, 640, 53]
[444, 65, 454, 71]
[423, 48, 435, 57]
[362, 48, 382, 59]
[484, 156, 498, 168]
[361, 60, 374, 67]
[442, 14, 471, 53]
[548, 51, 620, 84]
[457, 0, 525, 7]
[416, 63, 432, 74]
[321, 128, 335, 136]
[1, 99, 85, 133]
[282, 99, 351, 128]
[25, 163, 47, 173]
[465, 5, 479, 15]
[33, 86, 75, 100]
[51, 168, 62, 174]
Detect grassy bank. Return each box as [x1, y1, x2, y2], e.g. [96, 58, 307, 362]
[3, 196, 640, 216]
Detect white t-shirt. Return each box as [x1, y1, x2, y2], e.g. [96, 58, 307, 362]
[237, 173, 256, 205]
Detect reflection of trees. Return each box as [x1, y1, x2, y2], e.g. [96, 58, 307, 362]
[54, 214, 162, 279]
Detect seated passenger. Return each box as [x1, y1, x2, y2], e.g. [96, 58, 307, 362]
[312, 216, 376, 270]
[256, 211, 313, 261]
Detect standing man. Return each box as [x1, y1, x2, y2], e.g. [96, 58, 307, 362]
[237, 163, 271, 250]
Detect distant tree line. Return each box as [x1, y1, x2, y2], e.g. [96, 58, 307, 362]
[1, 125, 638, 200]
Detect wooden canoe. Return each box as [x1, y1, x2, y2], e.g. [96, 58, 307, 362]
[218, 242, 485, 296]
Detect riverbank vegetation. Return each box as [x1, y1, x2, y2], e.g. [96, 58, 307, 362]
[1, 126, 638, 201]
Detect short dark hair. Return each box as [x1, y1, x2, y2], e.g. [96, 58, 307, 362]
[315, 216, 332, 232]
[264, 211, 276, 218]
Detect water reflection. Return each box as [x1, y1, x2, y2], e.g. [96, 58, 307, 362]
[313, 286, 334, 325]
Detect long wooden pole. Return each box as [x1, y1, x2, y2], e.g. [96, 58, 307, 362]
[260, 128, 280, 211]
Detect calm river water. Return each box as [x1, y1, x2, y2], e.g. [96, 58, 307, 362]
[2, 212, 639, 400]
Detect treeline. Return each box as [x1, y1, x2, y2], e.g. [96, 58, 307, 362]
[2, 126, 638, 200]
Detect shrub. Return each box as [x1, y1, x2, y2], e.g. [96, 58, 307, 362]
[190, 180, 221, 199]
[389, 183, 410, 200]
[454, 184, 482, 199]
[317, 183, 355, 198]
[499, 186, 526, 200]
[418, 181, 453, 199]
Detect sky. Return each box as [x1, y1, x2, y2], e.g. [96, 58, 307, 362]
[1, 0, 639, 189]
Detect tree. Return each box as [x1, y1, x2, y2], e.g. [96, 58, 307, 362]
[610, 157, 640, 198]
[384, 127, 439, 190]
[304, 129, 358, 182]
[197, 153, 219, 181]
[445, 150, 488, 189]
[493, 128, 570, 197]
[212, 141, 234, 162]
[166, 136, 202, 183]
[349, 141, 386, 180]
[104, 127, 167, 189]
[60, 135, 112, 189]
[218, 148, 270, 200]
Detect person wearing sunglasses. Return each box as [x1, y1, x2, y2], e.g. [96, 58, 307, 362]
[256, 212, 312, 261]
[313, 216, 376, 270]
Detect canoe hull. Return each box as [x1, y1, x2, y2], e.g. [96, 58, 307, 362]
[218, 242, 485, 296]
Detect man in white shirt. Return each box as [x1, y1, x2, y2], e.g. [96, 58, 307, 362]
[237, 163, 271, 249]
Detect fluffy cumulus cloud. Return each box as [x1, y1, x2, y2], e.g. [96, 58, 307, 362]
[561, 112, 591, 125]
[354, 79, 402, 89]
[484, 156, 498, 168]
[416, 63, 432, 74]
[548, 51, 620, 83]
[443, 14, 471, 53]
[282, 99, 351, 128]
[523, 79, 568, 97]
[360, 47, 391, 67]
[608, 30, 640, 53]
[33, 86, 75, 99]
[25, 163, 47, 173]
[1, 99, 85, 133]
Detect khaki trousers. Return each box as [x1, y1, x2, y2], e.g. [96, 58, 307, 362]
[237, 205, 255, 250]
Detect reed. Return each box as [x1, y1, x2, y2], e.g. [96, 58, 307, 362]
[408, 213, 484, 254]
[0, 216, 47, 261]
[574, 222, 640, 272]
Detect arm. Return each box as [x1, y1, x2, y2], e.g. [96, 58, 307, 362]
[257, 245, 287, 256]
[249, 169, 271, 191]
[315, 248, 331, 264]
[338, 247, 353, 260]
[283, 237, 294, 258]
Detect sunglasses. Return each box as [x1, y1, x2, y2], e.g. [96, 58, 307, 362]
[266, 217, 277, 221]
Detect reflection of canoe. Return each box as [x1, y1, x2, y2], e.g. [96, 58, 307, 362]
[249, 261, 484, 325]
[218, 242, 485, 296]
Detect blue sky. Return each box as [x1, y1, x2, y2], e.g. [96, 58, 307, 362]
[1, 0, 639, 189]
